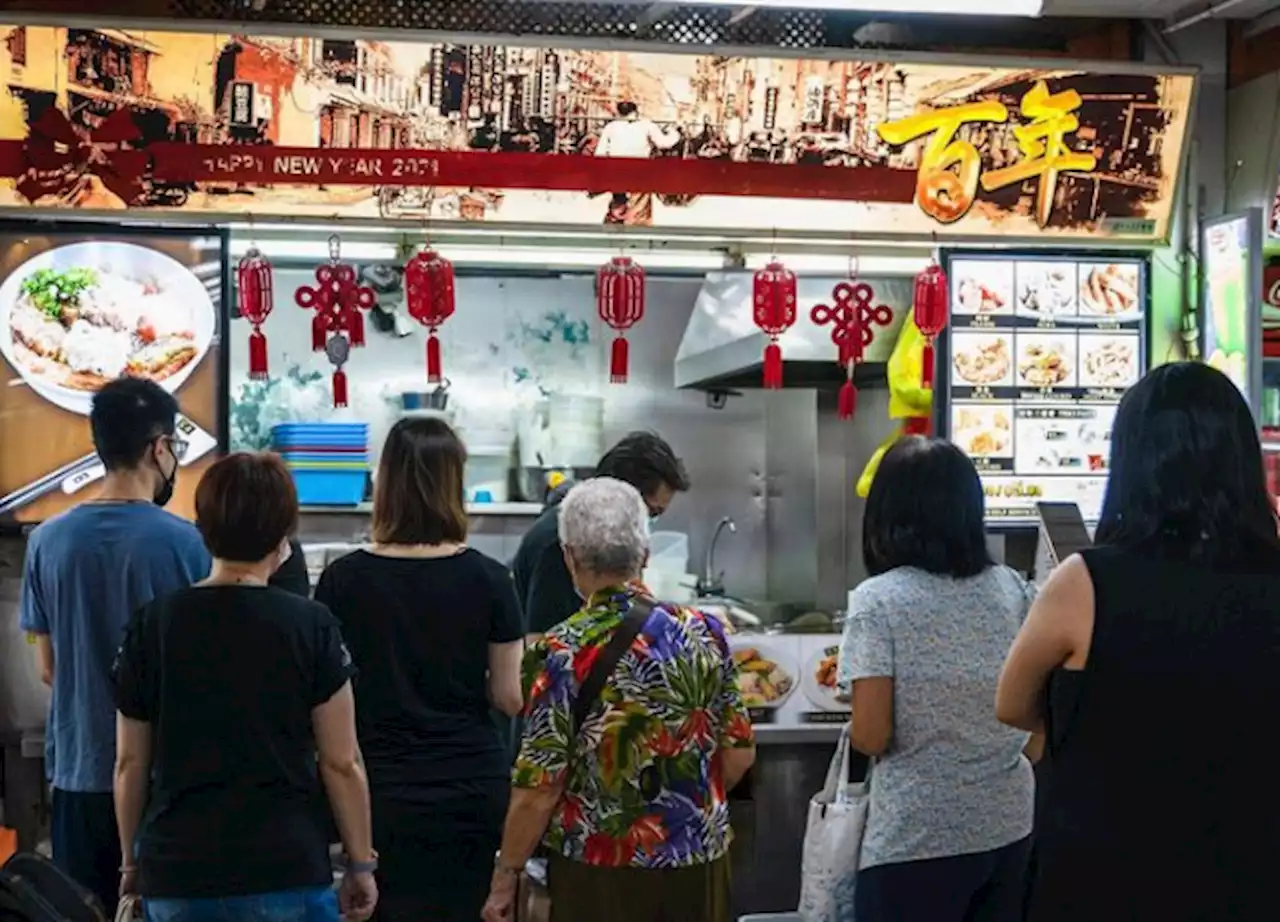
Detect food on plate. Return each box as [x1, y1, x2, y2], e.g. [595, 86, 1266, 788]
[957, 276, 1007, 314]
[955, 408, 1011, 456]
[9, 266, 198, 391]
[953, 338, 1011, 385]
[1019, 265, 1075, 315]
[814, 652, 851, 703]
[733, 648, 794, 707]
[1083, 339, 1136, 387]
[1019, 342, 1071, 387]
[1080, 265, 1139, 316]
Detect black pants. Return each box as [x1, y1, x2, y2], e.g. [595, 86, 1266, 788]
[855, 836, 1031, 922]
[50, 788, 120, 917]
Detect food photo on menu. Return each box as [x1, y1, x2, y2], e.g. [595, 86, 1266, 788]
[951, 404, 1015, 465]
[1012, 405, 1114, 476]
[952, 260, 1014, 316]
[1017, 261, 1078, 317]
[1079, 262, 1142, 318]
[0, 231, 224, 524]
[1078, 333, 1141, 390]
[802, 644, 852, 714]
[951, 331, 1015, 389]
[730, 640, 797, 718]
[1015, 331, 1077, 389]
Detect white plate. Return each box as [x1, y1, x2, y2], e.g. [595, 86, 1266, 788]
[0, 241, 216, 416]
[801, 642, 849, 712]
[728, 638, 797, 711]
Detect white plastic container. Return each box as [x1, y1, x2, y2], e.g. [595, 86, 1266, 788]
[648, 531, 690, 571]
[465, 444, 511, 503]
[546, 393, 605, 468]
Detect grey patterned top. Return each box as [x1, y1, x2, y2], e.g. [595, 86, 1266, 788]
[838, 565, 1036, 869]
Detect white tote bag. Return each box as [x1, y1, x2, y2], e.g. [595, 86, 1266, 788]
[797, 724, 871, 922]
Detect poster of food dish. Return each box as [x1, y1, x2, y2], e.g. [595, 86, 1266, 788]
[0, 226, 226, 525]
[1200, 210, 1264, 416]
[726, 634, 847, 729]
[942, 253, 1146, 523]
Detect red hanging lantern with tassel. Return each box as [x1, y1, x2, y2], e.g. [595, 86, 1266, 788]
[596, 256, 646, 384]
[404, 246, 456, 384]
[913, 260, 949, 388]
[753, 261, 797, 388]
[236, 246, 273, 380]
[811, 278, 894, 420]
[295, 235, 376, 407]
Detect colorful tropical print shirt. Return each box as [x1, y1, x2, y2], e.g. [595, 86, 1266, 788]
[514, 587, 755, 868]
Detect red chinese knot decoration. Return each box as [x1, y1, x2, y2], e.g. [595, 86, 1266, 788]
[596, 256, 646, 384]
[811, 277, 894, 420]
[913, 261, 949, 388]
[404, 247, 457, 384]
[236, 246, 274, 381]
[294, 235, 376, 407]
[753, 261, 797, 389]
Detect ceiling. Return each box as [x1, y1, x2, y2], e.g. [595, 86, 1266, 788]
[1043, 0, 1280, 23]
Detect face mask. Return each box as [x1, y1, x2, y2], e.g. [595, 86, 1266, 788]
[153, 446, 178, 508]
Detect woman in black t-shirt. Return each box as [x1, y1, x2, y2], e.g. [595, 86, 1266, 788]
[315, 418, 524, 922]
[112, 452, 378, 922]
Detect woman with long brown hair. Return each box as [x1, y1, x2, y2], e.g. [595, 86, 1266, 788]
[315, 418, 524, 922]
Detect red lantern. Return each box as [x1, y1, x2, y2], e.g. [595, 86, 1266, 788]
[753, 261, 797, 389]
[811, 278, 894, 420]
[913, 261, 949, 388]
[295, 235, 376, 408]
[597, 256, 646, 384]
[236, 247, 273, 380]
[404, 247, 456, 384]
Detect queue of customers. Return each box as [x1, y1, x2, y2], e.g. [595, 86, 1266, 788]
[18, 361, 1280, 922]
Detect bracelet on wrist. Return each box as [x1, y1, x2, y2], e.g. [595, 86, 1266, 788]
[346, 853, 378, 875]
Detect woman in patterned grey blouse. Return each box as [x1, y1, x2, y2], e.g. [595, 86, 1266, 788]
[838, 436, 1036, 922]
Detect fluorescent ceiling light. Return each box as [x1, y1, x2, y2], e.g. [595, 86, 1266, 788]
[228, 240, 401, 261]
[744, 253, 928, 275]
[682, 0, 1042, 14]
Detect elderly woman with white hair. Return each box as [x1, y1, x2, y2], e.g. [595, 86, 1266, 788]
[481, 477, 756, 922]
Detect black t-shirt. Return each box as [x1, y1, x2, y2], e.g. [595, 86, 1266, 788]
[269, 538, 310, 597]
[113, 585, 355, 898]
[314, 548, 523, 794]
[511, 506, 579, 635]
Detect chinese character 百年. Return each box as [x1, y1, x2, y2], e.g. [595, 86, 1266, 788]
[980, 80, 1098, 228]
[877, 100, 1010, 224]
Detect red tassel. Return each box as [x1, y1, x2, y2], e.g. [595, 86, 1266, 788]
[332, 368, 348, 408]
[922, 342, 936, 388]
[838, 379, 857, 420]
[763, 341, 783, 389]
[346, 308, 365, 348]
[427, 333, 442, 384]
[610, 337, 629, 384]
[248, 327, 268, 380]
[311, 312, 328, 351]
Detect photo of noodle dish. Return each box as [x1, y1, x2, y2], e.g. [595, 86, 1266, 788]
[0, 242, 215, 415]
[1079, 335, 1139, 389]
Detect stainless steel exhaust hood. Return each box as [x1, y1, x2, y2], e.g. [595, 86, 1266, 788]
[674, 271, 913, 390]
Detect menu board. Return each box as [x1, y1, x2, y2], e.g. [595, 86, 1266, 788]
[0, 227, 226, 524]
[944, 254, 1146, 523]
[728, 634, 848, 727]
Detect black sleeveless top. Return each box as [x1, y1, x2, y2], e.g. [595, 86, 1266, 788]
[1028, 544, 1280, 922]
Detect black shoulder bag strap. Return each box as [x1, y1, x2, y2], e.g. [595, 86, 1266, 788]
[571, 596, 655, 740]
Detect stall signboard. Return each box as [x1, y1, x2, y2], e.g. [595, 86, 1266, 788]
[1201, 210, 1264, 414]
[940, 251, 1147, 524]
[0, 225, 225, 525]
[0, 26, 1194, 240]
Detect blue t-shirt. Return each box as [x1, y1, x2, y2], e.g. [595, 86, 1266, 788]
[19, 502, 211, 792]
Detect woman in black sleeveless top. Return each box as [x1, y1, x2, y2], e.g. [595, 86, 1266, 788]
[996, 362, 1280, 922]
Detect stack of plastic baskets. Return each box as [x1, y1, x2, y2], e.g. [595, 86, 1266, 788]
[271, 423, 369, 506]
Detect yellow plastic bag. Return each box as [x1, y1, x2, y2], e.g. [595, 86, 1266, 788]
[856, 315, 934, 498]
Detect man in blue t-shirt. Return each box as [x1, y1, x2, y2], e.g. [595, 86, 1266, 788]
[19, 378, 211, 914]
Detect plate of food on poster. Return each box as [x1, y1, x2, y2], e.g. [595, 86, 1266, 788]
[728, 639, 797, 721]
[802, 643, 851, 716]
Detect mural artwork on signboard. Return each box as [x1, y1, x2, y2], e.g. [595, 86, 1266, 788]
[0, 25, 1195, 240]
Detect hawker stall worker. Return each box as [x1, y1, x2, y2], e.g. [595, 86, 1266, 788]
[511, 431, 690, 643]
[19, 377, 211, 915]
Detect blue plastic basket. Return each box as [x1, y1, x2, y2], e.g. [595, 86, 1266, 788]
[272, 424, 369, 449]
[278, 451, 371, 464]
[290, 469, 367, 506]
[273, 423, 368, 437]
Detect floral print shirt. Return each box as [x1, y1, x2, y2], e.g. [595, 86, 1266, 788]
[514, 587, 755, 868]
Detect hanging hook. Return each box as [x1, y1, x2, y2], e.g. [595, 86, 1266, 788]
[328, 234, 341, 264]
[848, 253, 859, 280]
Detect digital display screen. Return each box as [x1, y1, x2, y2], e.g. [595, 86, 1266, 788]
[0, 227, 225, 524]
